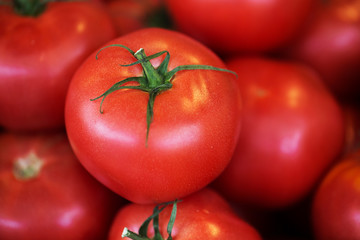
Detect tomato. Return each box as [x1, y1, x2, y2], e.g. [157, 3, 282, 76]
[0, 1, 116, 131]
[65, 28, 242, 204]
[312, 149, 360, 240]
[109, 188, 262, 240]
[0, 132, 123, 240]
[213, 57, 345, 209]
[164, 0, 315, 54]
[100, 0, 164, 36]
[282, 0, 360, 101]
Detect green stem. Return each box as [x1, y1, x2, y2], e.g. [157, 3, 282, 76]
[13, 152, 44, 180]
[122, 228, 150, 240]
[134, 48, 163, 88]
[92, 45, 236, 146]
[12, 0, 51, 17]
[166, 199, 178, 240]
[122, 201, 179, 240]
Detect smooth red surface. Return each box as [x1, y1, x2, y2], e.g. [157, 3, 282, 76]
[313, 150, 360, 240]
[0, 132, 123, 240]
[165, 0, 315, 54]
[109, 188, 262, 240]
[284, 0, 360, 101]
[103, 0, 162, 36]
[65, 28, 242, 204]
[0, 2, 115, 131]
[214, 57, 345, 209]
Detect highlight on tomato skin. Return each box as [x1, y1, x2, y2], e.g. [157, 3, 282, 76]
[213, 56, 345, 210]
[0, 1, 359, 240]
[164, 0, 316, 55]
[0, 132, 124, 240]
[312, 149, 360, 240]
[0, 0, 116, 132]
[108, 188, 263, 240]
[65, 27, 242, 204]
[282, 0, 360, 102]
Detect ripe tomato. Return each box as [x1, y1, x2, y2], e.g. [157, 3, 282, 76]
[312, 149, 360, 240]
[100, 0, 163, 36]
[65, 28, 242, 204]
[164, 0, 315, 54]
[0, 132, 123, 240]
[213, 57, 345, 209]
[283, 0, 360, 101]
[109, 188, 262, 240]
[0, 1, 115, 131]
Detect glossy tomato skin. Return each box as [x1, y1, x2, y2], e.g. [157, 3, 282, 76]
[109, 188, 262, 240]
[0, 132, 123, 240]
[65, 28, 242, 204]
[164, 0, 315, 54]
[283, 0, 360, 101]
[312, 149, 360, 240]
[213, 57, 345, 209]
[0, 2, 116, 131]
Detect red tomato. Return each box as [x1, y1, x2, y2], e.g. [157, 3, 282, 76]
[0, 1, 115, 131]
[65, 28, 242, 204]
[102, 0, 163, 36]
[283, 0, 360, 101]
[213, 57, 345, 209]
[312, 149, 360, 240]
[164, 0, 315, 54]
[0, 132, 123, 240]
[109, 188, 262, 240]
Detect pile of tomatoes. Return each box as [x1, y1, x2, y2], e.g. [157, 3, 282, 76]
[1, 0, 359, 239]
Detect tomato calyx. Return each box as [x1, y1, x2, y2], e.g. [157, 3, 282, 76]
[13, 152, 44, 180]
[7, 0, 52, 17]
[91, 44, 236, 145]
[122, 200, 179, 240]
